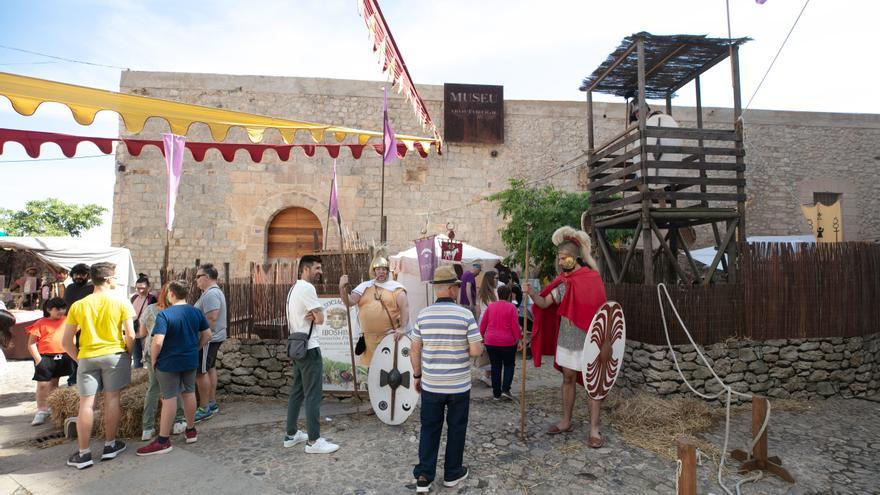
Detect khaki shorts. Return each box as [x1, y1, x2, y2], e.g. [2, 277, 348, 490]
[76, 352, 132, 396]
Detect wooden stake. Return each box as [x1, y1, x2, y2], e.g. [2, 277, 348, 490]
[676, 437, 697, 495]
[337, 220, 362, 402]
[730, 396, 795, 483]
[519, 235, 530, 440]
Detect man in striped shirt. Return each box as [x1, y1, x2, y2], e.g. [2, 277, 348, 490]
[410, 265, 483, 493]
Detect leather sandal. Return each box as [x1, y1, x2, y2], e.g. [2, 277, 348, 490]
[588, 434, 604, 448]
[546, 424, 573, 435]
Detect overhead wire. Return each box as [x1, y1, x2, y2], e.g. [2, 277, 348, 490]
[0, 44, 129, 70]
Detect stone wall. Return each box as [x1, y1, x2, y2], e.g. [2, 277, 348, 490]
[618, 333, 880, 401]
[111, 72, 880, 280]
[215, 333, 880, 401]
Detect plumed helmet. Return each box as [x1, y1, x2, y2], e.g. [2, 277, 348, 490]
[551, 226, 598, 270]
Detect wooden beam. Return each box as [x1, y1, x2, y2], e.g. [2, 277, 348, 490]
[676, 438, 698, 495]
[589, 129, 640, 165]
[731, 44, 747, 245]
[587, 90, 595, 153]
[643, 127, 737, 141]
[595, 229, 620, 283]
[649, 218, 690, 283]
[589, 161, 642, 188]
[585, 41, 639, 92]
[652, 192, 747, 203]
[638, 39, 653, 285]
[647, 176, 745, 187]
[618, 222, 643, 282]
[644, 145, 744, 157]
[702, 218, 737, 285]
[649, 160, 744, 171]
[674, 228, 703, 283]
[588, 148, 641, 178]
[590, 193, 645, 215]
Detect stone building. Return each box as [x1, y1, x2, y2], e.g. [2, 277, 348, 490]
[111, 71, 880, 279]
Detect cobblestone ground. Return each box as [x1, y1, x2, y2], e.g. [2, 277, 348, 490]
[3, 360, 880, 494]
[188, 383, 880, 494]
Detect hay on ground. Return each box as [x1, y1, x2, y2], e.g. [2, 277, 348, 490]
[47, 368, 154, 439]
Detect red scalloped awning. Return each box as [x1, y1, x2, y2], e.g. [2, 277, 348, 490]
[0, 127, 428, 162]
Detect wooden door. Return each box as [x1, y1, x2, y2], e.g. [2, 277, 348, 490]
[267, 207, 323, 261]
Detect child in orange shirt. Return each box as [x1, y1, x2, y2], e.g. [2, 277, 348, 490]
[27, 297, 75, 425]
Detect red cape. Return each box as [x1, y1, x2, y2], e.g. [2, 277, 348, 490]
[530, 267, 607, 382]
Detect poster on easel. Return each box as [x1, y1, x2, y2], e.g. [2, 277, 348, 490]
[801, 200, 843, 243]
[316, 297, 367, 393]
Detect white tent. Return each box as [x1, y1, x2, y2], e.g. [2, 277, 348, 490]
[389, 235, 504, 323]
[0, 237, 138, 299]
[690, 235, 816, 269]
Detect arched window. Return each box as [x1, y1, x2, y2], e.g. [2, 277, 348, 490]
[267, 207, 323, 261]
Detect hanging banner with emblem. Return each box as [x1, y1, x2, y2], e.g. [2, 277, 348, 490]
[414, 235, 436, 282]
[801, 200, 843, 243]
[440, 240, 463, 261]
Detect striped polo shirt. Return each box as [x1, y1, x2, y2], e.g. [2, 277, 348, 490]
[412, 299, 482, 394]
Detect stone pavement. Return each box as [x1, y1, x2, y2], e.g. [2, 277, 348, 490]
[2, 359, 879, 494]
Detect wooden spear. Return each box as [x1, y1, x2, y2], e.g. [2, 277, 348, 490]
[519, 235, 530, 440]
[337, 221, 362, 402]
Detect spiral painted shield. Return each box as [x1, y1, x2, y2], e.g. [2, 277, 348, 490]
[582, 301, 626, 400]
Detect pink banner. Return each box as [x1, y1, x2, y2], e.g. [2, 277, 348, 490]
[415, 235, 436, 283]
[163, 133, 186, 231]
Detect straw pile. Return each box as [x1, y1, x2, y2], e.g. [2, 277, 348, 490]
[47, 368, 151, 439]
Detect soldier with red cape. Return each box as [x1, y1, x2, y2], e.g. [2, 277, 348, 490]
[524, 226, 607, 447]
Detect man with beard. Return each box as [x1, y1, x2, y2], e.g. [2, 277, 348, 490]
[524, 226, 607, 448]
[339, 246, 409, 367]
[63, 263, 93, 386]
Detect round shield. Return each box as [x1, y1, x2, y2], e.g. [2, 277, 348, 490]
[581, 301, 626, 400]
[367, 334, 420, 425]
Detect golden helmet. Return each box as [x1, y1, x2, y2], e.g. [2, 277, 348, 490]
[369, 244, 390, 278]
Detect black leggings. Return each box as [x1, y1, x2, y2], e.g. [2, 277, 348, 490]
[485, 345, 517, 397]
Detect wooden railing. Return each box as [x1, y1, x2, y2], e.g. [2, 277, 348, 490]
[587, 126, 744, 216]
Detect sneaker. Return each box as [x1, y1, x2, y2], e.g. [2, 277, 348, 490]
[185, 428, 198, 444]
[443, 467, 469, 487]
[66, 451, 93, 469]
[141, 428, 156, 441]
[101, 441, 126, 460]
[501, 391, 515, 401]
[208, 402, 219, 414]
[172, 421, 187, 435]
[304, 437, 339, 454]
[415, 476, 432, 493]
[283, 430, 308, 448]
[479, 375, 492, 387]
[31, 410, 51, 426]
[492, 395, 501, 401]
[136, 439, 172, 456]
[194, 406, 214, 423]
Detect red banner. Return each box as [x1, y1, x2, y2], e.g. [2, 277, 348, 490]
[440, 240, 463, 261]
[0, 127, 429, 162]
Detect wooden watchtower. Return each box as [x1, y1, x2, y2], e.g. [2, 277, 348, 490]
[581, 32, 750, 285]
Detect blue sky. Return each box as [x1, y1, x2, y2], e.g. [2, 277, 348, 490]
[1, 0, 873, 243]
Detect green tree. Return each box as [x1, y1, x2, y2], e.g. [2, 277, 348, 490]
[0, 198, 107, 237]
[488, 179, 630, 281]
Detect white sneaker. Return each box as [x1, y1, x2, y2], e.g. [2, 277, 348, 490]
[31, 410, 50, 426]
[141, 428, 156, 441]
[304, 437, 339, 454]
[172, 421, 187, 435]
[283, 430, 308, 448]
[479, 375, 492, 387]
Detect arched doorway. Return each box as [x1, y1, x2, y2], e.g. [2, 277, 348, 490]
[267, 207, 323, 261]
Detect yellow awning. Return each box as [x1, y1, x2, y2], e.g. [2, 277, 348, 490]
[0, 72, 439, 153]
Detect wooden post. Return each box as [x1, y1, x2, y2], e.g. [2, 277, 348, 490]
[731, 396, 795, 483]
[637, 38, 654, 285]
[519, 235, 530, 440]
[730, 44, 746, 245]
[665, 95, 673, 117]
[223, 262, 230, 283]
[337, 220, 362, 401]
[586, 90, 595, 153]
[676, 437, 697, 495]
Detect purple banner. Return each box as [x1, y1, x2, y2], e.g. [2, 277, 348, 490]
[415, 235, 436, 282]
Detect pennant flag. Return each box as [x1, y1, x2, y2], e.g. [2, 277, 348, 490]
[163, 133, 186, 231]
[329, 159, 341, 224]
[383, 86, 399, 164]
[756, 0, 767, 4]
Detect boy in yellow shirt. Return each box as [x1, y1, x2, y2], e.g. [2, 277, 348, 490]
[62, 262, 136, 469]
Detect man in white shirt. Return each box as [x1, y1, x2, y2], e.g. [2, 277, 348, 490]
[282, 255, 339, 454]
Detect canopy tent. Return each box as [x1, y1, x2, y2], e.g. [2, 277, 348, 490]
[0, 72, 440, 153]
[0, 237, 137, 299]
[0, 127, 430, 162]
[389, 235, 504, 323]
[690, 235, 816, 269]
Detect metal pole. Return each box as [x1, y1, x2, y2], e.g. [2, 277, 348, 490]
[519, 235, 530, 440]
